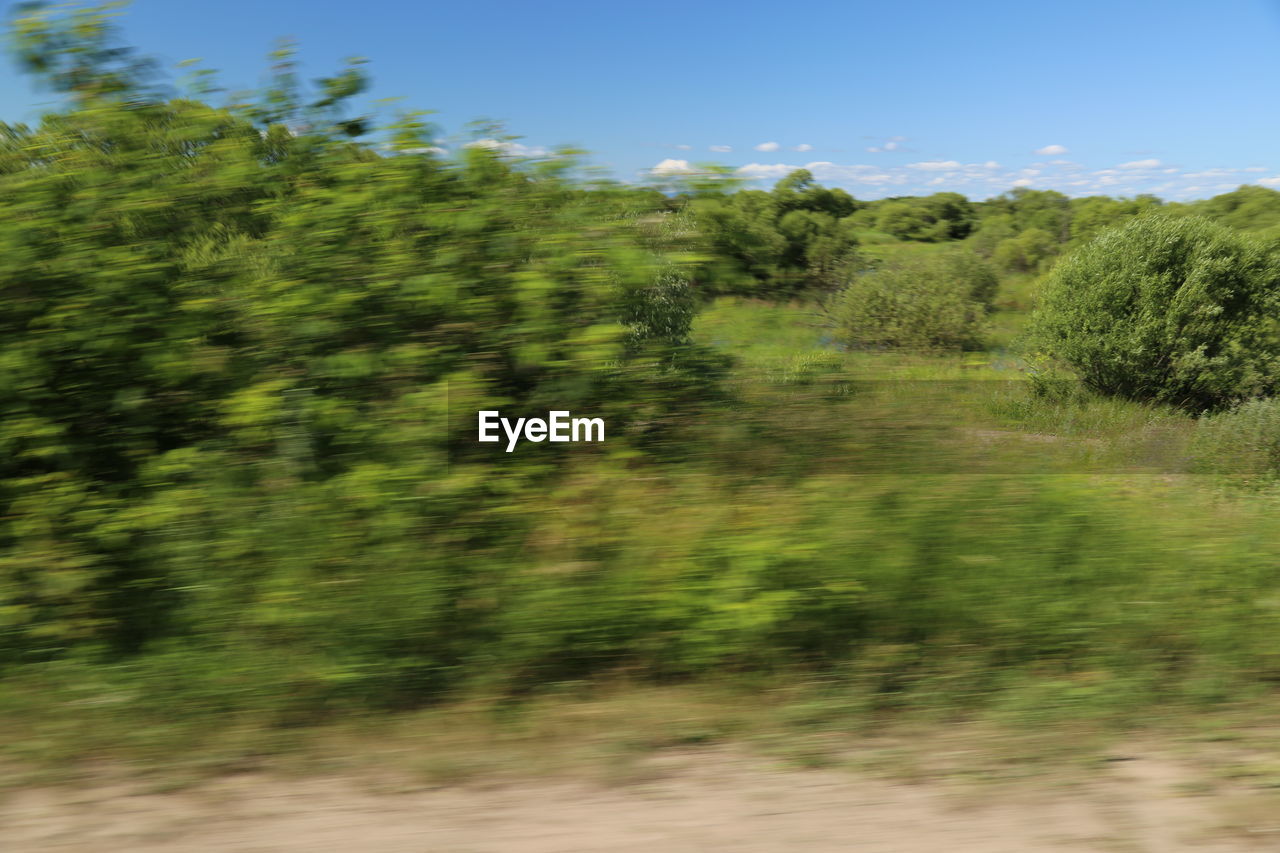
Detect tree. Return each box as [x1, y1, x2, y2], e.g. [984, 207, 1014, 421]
[688, 170, 859, 294]
[993, 227, 1057, 273]
[1192, 185, 1280, 232]
[986, 188, 1072, 242]
[1029, 215, 1280, 410]
[0, 1, 724, 667]
[1068, 195, 1161, 246]
[873, 194, 972, 242]
[875, 200, 933, 240]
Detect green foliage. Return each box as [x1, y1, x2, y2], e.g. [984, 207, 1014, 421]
[992, 227, 1057, 273]
[943, 249, 1001, 307]
[0, 3, 723, 669]
[982, 188, 1072, 241]
[16, 4, 1280, 757]
[873, 193, 974, 242]
[965, 213, 1017, 258]
[1190, 397, 1280, 480]
[1068, 194, 1162, 246]
[8, 0, 159, 104]
[1190, 185, 1280, 233]
[874, 201, 931, 241]
[828, 251, 994, 351]
[1029, 215, 1280, 410]
[688, 170, 860, 295]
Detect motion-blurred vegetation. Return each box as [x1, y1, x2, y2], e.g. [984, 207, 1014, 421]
[9, 3, 1280, 772]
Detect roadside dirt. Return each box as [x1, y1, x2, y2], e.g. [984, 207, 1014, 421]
[4, 747, 1277, 852]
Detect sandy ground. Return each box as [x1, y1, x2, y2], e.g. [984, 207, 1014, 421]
[4, 749, 1278, 852]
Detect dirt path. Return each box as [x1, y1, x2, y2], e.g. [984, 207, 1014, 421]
[5, 748, 1276, 852]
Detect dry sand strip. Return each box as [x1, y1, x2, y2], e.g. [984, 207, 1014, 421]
[2, 750, 1272, 852]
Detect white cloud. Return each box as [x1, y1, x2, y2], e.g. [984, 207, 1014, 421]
[709, 145, 732, 152]
[1035, 144, 1069, 156]
[736, 162, 794, 180]
[651, 158, 695, 176]
[674, 144, 692, 151]
[793, 143, 814, 152]
[1182, 169, 1237, 180]
[737, 161, 902, 185]
[723, 153, 1268, 200]
[464, 138, 549, 157]
[867, 138, 905, 154]
[754, 141, 780, 152]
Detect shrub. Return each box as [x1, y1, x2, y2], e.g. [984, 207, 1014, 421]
[1028, 215, 1280, 410]
[1190, 397, 1280, 479]
[942, 249, 1000, 307]
[828, 251, 994, 351]
[992, 227, 1058, 273]
[967, 213, 1016, 258]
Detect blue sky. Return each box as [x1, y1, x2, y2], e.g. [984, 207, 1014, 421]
[4, 0, 1280, 200]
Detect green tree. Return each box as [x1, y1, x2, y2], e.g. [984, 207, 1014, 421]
[1068, 195, 1161, 247]
[0, 2, 724, 671]
[873, 193, 972, 242]
[875, 200, 932, 240]
[689, 170, 859, 294]
[992, 227, 1057, 273]
[1191, 185, 1280, 232]
[1029, 216, 1280, 410]
[985, 188, 1072, 242]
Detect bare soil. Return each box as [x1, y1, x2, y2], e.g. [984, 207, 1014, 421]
[5, 747, 1278, 852]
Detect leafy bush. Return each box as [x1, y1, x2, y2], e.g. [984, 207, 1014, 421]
[0, 5, 723, 667]
[966, 213, 1017, 258]
[942, 249, 1000, 307]
[828, 251, 995, 351]
[992, 227, 1057, 273]
[1029, 215, 1280, 410]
